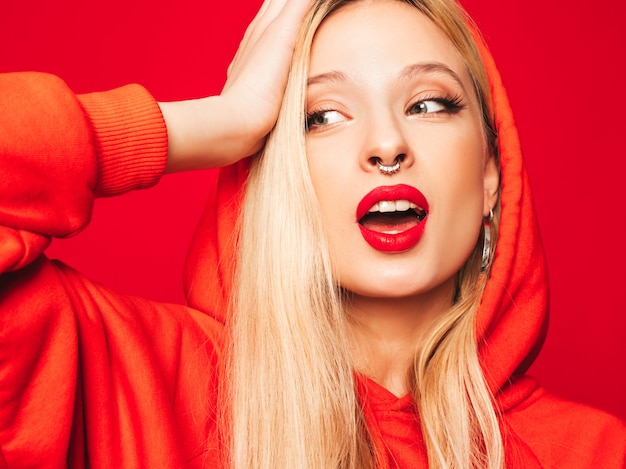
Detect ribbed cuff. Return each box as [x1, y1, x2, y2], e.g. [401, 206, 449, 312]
[77, 84, 168, 197]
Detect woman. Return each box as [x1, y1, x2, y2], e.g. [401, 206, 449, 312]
[228, 1, 502, 466]
[0, 0, 624, 468]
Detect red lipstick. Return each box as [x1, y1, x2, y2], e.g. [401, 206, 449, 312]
[356, 184, 429, 253]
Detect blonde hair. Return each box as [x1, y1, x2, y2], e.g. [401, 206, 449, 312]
[225, 0, 502, 467]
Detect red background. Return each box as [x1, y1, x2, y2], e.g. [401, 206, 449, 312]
[1, 1, 624, 421]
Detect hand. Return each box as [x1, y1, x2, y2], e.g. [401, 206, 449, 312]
[162, 0, 313, 172]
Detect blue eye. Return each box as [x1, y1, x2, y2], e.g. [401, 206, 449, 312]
[306, 109, 346, 131]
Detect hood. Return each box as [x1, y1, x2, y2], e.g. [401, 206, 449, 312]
[182, 33, 549, 408]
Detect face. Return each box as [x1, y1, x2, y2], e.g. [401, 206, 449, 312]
[305, 0, 498, 304]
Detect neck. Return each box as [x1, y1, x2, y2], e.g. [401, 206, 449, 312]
[346, 277, 455, 397]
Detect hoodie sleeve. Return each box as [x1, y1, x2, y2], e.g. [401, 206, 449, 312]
[0, 72, 168, 273]
[0, 73, 224, 467]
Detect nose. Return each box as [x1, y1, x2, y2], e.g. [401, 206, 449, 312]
[360, 113, 413, 175]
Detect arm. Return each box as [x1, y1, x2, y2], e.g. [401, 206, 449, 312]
[0, 73, 167, 273]
[0, 0, 313, 464]
[0, 0, 312, 271]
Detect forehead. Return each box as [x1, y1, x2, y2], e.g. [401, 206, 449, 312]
[309, 0, 467, 79]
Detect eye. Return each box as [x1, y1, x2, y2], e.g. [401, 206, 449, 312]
[408, 100, 446, 115]
[306, 109, 346, 131]
[407, 95, 465, 116]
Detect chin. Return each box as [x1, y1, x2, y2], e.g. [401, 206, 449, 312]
[343, 271, 453, 300]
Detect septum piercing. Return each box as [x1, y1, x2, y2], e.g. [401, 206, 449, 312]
[376, 159, 401, 175]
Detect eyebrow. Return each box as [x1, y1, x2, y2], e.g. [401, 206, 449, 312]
[399, 62, 467, 92]
[307, 71, 349, 87]
[307, 62, 467, 92]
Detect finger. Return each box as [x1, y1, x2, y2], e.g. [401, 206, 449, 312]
[227, 0, 313, 80]
[248, 0, 291, 32]
[238, 0, 290, 49]
[238, 0, 313, 57]
[227, 0, 287, 78]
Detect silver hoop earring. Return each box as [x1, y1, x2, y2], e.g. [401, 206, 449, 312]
[377, 159, 401, 175]
[480, 209, 494, 272]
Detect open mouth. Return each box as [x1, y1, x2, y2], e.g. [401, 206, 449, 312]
[359, 199, 427, 234]
[356, 185, 429, 252]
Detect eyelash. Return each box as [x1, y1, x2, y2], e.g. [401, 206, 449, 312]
[305, 106, 339, 131]
[407, 94, 465, 115]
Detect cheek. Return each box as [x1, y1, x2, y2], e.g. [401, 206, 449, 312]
[419, 125, 485, 188]
[306, 138, 357, 219]
[307, 141, 336, 213]
[419, 126, 487, 247]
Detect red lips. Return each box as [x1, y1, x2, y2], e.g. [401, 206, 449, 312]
[356, 184, 429, 253]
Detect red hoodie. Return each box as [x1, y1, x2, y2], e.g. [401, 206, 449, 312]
[1, 47, 625, 469]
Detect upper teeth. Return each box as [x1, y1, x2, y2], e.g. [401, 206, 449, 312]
[368, 200, 417, 213]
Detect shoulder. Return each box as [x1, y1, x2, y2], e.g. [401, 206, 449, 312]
[0, 257, 226, 466]
[505, 383, 626, 469]
[1, 255, 225, 387]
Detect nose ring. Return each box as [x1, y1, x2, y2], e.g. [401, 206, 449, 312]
[376, 157, 401, 175]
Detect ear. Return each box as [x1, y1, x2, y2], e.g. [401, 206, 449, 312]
[483, 155, 499, 217]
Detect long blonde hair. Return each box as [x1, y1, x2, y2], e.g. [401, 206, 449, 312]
[225, 0, 502, 467]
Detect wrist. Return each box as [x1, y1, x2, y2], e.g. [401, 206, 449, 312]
[161, 96, 258, 173]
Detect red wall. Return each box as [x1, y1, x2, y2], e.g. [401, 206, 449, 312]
[2, 0, 624, 421]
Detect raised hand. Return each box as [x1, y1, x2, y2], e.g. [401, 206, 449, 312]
[162, 0, 313, 172]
